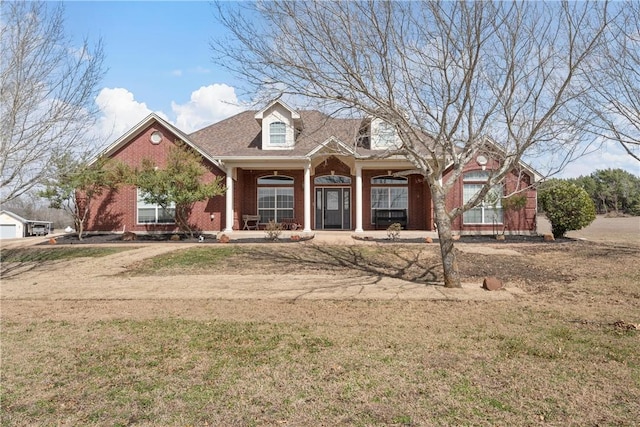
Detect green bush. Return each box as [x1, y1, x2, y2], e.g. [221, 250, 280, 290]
[539, 181, 596, 238]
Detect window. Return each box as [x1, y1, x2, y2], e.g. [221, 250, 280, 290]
[269, 122, 286, 145]
[371, 175, 408, 223]
[137, 188, 174, 224]
[462, 171, 503, 224]
[314, 175, 352, 185]
[377, 121, 397, 147]
[257, 175, 294, 223]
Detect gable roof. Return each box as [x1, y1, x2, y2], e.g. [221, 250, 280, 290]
[96, 113, 223, 168]
[189, 110, 363, 158]
[254, 99, 300, 121]
[0, 210, 28, 224]
[306, 136, 358, 158]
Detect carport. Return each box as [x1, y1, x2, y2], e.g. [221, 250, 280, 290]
[0, 210, 52, 239]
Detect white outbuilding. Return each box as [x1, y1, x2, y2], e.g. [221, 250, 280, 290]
[0, 210, 52, 239]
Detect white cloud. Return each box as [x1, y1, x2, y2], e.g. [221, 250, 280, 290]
[94, 88, 166, 144]
[172, 84, 244, 133]
[558, 140, 640, 178]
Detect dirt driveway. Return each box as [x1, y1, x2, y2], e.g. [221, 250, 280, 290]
[1, 216, 638, 323]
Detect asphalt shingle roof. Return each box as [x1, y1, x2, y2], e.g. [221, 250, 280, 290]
[188, 110, 365, 157]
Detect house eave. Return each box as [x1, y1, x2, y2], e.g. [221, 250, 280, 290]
[92, 113, 224, 170]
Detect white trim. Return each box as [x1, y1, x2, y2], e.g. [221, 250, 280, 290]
[304, 162, 312, 232]
[355, 163, 364, 232]
[93, 113, 223, 169]
[225, 167, 234, 232]
[306, 136, 358, 157]
[254, 99, 300, 121]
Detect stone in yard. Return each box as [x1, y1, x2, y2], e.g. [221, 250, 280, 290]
[170, 234, 181, 241]
[483, 276, 503, 291]
[219, 234, 230, 243]
[121, 231, 137, 241]
[543, 234, 555, 242]
[425, 237, 433, 243]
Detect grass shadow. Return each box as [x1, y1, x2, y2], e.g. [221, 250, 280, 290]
[248, 244, 443, 285]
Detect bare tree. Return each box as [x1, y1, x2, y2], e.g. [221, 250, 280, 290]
[583, 2, 640, 161]
[0, 0, 105, 204]
[212, 1, 611, 287]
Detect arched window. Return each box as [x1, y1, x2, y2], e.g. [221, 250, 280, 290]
[314, 175, 352, 185]
[462, 171, 503, 224]
[269, 122, 286, 145]
[257, 175, 294, 223]
[370, 175, 408, 223]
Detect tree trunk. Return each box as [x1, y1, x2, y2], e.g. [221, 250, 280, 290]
[75, 217, 84, 241]
[175, 204, 194, 238]
[75, 202, 86, 241]
[431, 188, 462, 288]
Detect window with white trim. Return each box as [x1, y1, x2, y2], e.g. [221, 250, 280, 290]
[371, 176, 408, 223]
[462, 171, 503, 224]
[137, 188, 175, 224]
[269, 122, 286, 145]
[257, 175, 294, 223]
[314, 175, 352, 185]
[378, 121, 396, 146]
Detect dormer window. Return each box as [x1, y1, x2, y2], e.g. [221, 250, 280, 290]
[378, 122, 396, 146]
[270, 122, 286, 145]
[254, 100, 301, 150]
[371, 118, 400, 149]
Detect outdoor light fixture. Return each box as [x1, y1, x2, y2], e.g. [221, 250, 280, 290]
[476, 155, 488, 170]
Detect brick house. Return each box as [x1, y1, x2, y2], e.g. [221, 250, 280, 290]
[86, 100, 539, 234]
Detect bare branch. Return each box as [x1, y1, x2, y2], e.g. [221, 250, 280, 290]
[0, 1, 106, 204]
[212, 0, 611, 287]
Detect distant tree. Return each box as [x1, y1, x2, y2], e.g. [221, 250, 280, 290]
[0, 189, 72, 228]
[539, 181, 596, 238]
[1, 1, 105, 204]
[213, 1, 612, 287]
[570, 169, 640, 215]
[590, 169, 640, 215]
[39, 156, 128, 240]
[134, 143, 226, 238]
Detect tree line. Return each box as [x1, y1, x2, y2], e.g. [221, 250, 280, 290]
[543, 169, 640, 216]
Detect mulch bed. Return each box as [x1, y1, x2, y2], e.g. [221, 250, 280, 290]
[41, 233, 315, 245]
[42, 232, 566, 246]
[352, 234, 569, 244]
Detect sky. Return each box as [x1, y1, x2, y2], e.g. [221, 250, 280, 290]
[62, 1, 639, 179]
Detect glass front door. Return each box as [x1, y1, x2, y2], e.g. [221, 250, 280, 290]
[315, 188, 351, 229]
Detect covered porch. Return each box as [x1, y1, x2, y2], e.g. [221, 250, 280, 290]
[219, 151, 433, 233]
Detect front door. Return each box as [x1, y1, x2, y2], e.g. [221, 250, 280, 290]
[315, 188, 351, 230]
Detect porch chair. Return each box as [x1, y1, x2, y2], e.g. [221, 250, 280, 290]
[242, 214, 260, 230]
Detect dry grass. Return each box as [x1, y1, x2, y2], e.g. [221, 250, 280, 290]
[2, 218, 640, 426]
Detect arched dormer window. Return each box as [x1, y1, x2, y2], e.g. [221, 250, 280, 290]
[270, 122, 286, 145]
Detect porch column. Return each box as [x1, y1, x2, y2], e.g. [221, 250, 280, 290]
[355, 162, 364, 232]
[303, 162, 312, 232]
[224, 166, 234, 232]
